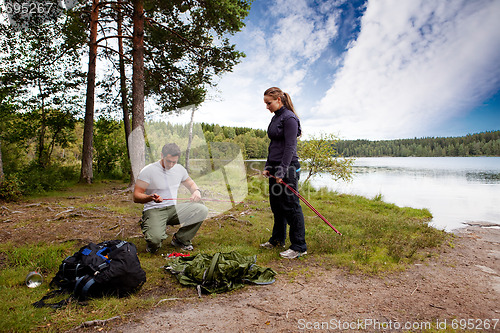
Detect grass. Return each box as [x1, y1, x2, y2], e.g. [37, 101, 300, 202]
[0, 176, 449, 332]
[27, 179, 128, 199]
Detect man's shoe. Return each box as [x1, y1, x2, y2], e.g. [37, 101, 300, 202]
[171, 236, 194, 251]
[260, 241, 285, 249]
[146, 244, 160, 253]
[280, 249, 307, 259]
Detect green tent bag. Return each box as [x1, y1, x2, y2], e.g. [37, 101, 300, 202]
[165, 251, 277, 294]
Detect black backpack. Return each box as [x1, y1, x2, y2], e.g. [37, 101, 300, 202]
[33, 240, 146, 308]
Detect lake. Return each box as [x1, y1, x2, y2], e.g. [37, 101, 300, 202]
[309, 157, 500, 231]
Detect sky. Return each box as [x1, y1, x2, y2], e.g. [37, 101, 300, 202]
[165, 0, 500, 140]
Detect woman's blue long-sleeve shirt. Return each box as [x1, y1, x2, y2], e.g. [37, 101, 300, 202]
[265, 106, 301, 179]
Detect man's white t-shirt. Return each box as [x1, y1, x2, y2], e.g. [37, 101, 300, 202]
[137, 161, 189, 211]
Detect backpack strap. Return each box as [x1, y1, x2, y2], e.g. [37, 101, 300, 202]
[32, 289, 74, 309]
[96, 247, 110, 261]
[74, 275, 96, 301]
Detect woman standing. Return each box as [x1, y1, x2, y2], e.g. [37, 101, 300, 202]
[261, 87, 307, 259]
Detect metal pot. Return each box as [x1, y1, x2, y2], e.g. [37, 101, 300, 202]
[25, 271, 43, 288]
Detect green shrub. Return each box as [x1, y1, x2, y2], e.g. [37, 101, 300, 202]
[18, 163, 79, 195]
[0, 174, 24, 202]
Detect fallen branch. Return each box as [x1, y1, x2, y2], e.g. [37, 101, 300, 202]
[307, 307, 317, 315]
[430, 304, 446, 310]
[55, 208, 75, 216]
[292, 282, 305, 294]
[213, 214, 252, 225]
[73, 314, 124, 330]
[50, 213, 88, 221]
[57, 238, 85, 244]
[247, 303, 284, 316]
[155, 297, 196, 307]
[113, 185, 134, 194]
[67, 213, 87, 218]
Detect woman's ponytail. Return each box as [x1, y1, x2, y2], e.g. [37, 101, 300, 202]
[281, 92, 297, 117]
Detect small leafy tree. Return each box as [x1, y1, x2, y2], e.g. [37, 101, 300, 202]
[298, 133, 355, 183]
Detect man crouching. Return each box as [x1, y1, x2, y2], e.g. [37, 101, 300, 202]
[133, 143, 208, 253]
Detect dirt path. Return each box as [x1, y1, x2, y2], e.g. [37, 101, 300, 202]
[108, 224, 500, 333]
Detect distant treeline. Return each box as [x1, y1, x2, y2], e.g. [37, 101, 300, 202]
[198, 125, 500, 158]
[335, 131, 500, 157]
[200, 123, 269, 159]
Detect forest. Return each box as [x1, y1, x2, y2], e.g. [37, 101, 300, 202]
[335, 130, 500, 157]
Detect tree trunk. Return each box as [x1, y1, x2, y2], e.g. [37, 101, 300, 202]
[117, 5, 134, 183]
[185, 107, 196, 172]
[0, 138, 4, 181]
[37, 74, 47, 167]
[79, 0, 100, 184]
[129, 0, 145, 184]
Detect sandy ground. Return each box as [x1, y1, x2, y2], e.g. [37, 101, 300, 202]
[106, 223, 500, 333]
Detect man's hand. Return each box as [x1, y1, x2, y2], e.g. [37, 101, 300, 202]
[133, 180, 160, 204]
[182, 177, 202, 202]
[151, 193, 163, 203]
[190, 189, 202, 202]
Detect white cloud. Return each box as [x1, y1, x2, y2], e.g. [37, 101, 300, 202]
[166, 0, 500, 140]
[178, 0, 342, 129]
[309, 0, 500, 139]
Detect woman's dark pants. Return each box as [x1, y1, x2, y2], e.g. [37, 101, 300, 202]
[267, 161, 307, 252]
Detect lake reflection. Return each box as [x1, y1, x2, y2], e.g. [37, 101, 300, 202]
[309, 157, 500, 231]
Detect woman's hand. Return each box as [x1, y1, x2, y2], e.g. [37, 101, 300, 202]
[263, 170, 283, 184]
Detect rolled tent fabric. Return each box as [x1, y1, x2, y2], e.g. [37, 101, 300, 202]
[165, 251, 277, 294]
